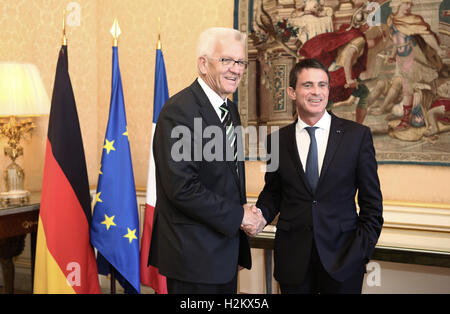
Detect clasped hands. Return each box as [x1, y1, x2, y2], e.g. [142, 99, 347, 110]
[241, 204, 266, 237]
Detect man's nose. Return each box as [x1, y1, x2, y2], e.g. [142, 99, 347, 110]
[311, 85, 320, 94]
[228, 62, 242, 73]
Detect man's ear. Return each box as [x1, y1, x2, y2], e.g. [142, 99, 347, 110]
[287, 86, 296, 101]
[197, 56, 208, 75]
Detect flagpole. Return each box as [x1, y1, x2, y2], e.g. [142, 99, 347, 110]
[111, 18, 121, 47]
[107, 18, 122, 295]
[157, 17, 161, 50]
[110, 264, 117, 294]
[62, 9, 67, 46]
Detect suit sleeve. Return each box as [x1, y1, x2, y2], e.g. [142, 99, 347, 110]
[153, 101, 244, 238]
[256, 133, 281, 224]
[356, 127, 384, 260]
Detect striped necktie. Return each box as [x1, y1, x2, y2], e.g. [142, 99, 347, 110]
[219, 102, 238, 173]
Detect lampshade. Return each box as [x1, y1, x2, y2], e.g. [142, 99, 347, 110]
[0, 62, 50, 117]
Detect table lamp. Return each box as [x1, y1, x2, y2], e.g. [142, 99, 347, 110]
[0, 62, 50, 204]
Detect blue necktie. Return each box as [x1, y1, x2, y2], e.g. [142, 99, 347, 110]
[305, 127, 319, 193]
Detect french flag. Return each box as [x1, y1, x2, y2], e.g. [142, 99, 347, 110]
[139, 46, 168, 294]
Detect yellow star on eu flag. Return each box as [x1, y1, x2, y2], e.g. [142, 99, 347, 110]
[101, 214, 117, 230]
[94, 192, 103, 206]
[124, 228, 138, 244]
[122, 126, 128, 137]
[103, 139, 116, 154]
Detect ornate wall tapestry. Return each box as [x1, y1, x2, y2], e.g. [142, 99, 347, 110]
[234, 0, 450, 165]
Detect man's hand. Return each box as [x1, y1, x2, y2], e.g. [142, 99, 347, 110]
[241, 204, 266, 237]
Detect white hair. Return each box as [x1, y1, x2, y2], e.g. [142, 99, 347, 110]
[196, 27, 247, 58]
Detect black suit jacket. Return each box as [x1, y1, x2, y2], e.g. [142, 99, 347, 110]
[148, 80, 251, 284]
[256, 113, 383, 284]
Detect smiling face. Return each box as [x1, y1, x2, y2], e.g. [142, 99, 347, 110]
[287, 67, 329, 126]
[198, 38, 245, 99]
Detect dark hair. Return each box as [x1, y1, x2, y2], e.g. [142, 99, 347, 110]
[289, 58, 330, 89]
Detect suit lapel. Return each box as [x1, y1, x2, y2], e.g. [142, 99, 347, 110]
[228, 100, 247, 200]
[287, 114, 345, 194]
[191, 80, 223, 127]
[285, 121, 313, 194]
[190, 80, 241, 188]
[318, 113, 345, 188]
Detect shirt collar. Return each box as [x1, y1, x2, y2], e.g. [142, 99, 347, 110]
[197, 77, 227, 112]
[296, 110, 331, 132]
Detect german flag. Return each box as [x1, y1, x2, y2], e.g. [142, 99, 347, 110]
[33, 45, 100, 294]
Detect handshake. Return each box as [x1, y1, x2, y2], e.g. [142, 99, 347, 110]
[241, 204, 267, 237]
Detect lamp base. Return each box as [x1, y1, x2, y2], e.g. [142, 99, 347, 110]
[0, 190, 30, 206]
[1, 159, 30, 207]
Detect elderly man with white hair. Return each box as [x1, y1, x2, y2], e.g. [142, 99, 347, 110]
[147, 27, 266, 294]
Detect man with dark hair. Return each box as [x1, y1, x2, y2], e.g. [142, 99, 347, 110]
[298, 5, 388, 124]
[255, 58, 383, 294]
[289, 58, 330, 90]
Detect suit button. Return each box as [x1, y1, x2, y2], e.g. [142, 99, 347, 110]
[312, 200, 317, 205]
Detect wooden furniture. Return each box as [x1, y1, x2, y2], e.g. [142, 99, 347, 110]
[0, 193, 40, 293]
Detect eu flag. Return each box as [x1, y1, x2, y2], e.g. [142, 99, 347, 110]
[90, 46, 140, 293]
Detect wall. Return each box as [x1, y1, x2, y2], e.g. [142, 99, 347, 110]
[246, 161, 450, 204]
[0, 0, 449, 294]
[238, 251, 450, 294]
[0, 0, 98, 191]
[0, 0, 234, 191]
[362, 260, 450, 294]
[94, 0, 235, 189]
[1, 1, 449, 206]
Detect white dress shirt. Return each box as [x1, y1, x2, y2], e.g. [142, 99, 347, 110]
[197, 77, 240, 176]
[295, 111, 331, 175]
[197, 77, 226, 121]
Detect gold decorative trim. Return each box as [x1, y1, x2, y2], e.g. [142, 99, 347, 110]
[247, 192, 450, 210]
[384, 200, 450, 210]
[382, 223, 449, 233]
[92, 188, 450, 211]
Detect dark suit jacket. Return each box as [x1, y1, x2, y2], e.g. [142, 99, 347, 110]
[256, 113, 383, 284]
[148, 80, 251, 284]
